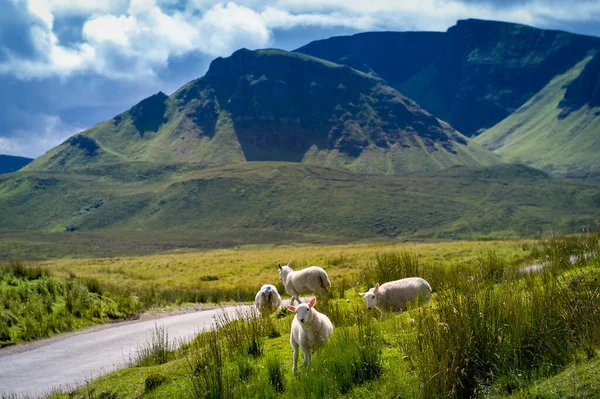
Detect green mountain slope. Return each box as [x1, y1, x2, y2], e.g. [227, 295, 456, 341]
[25, 49, 497, 175]
[0, 155, 32, 174]
[2, 162, 598, 240]
[475, 54, 600, 177]
[297, 19, 600, 137]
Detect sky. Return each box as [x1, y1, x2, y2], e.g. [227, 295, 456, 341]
[1, 0, 599, 158]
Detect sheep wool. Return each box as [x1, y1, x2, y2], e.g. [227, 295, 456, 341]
[287, 297, 333, 373]
[278, 261, 331, 305]
[360, 277, 432, 318]
[254, 284, 282, 314]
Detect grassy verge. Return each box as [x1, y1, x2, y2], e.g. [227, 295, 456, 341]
[0, 262, 140, 347]
[25, 230, 600, 398]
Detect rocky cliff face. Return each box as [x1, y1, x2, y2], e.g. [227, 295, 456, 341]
[559, 50, 600, 117]
[297, 19, 600, 136]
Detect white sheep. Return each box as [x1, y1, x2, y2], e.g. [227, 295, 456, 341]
[359, 277, 432, 319]
[287, 297, 333, 373]
[254, 284, 282, 314]
[278, 261, 331, 305]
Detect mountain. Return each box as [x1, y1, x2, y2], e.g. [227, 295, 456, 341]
[475, 54, 600, 177]
[0, 155, 33, 174]
[25, 49, 497, 175]
[2, 162, 598, 240]
[297, 19, 600, 137]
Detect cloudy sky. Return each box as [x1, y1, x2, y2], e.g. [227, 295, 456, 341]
[1, 0, 599, 158]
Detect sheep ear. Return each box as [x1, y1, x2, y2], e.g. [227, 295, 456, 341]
[278, 262, 282, 270]
[287, 260, 291, 267]
[287, 305, 296, 312]
[375, 283, 379, 293]
[358, 292, 366, 297]
[308, 297, 316, 308]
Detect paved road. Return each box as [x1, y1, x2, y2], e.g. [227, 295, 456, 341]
[0, 304, 254, 397]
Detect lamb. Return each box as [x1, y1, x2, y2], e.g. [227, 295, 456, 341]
[254, 284, 282, 315]
[278, 261, 331, 305]
[287, 297, 333, 373]
[359, 277, 432, 319]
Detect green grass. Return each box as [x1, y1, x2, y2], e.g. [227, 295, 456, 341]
[475, 54, 600, 177]
[0, 261, 140, 347]
[26, 230, 600, 399]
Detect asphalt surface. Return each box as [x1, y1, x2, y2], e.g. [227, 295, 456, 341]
[0, 303, 253, 397]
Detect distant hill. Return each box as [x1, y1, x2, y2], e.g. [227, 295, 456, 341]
[475, 54, 600, 177]
[0, 155, 33, 174]
[297, 19, 600, 137]
[2, 162, 599, 239]
[25, 49, 497, 175]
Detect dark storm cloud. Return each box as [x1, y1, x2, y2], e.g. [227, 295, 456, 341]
[0, 0, 47, 62]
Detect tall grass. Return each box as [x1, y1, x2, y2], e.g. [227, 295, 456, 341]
[409, 232, 600, 397]
[130, 324, 175, 367]
[0, 262, 140, 346]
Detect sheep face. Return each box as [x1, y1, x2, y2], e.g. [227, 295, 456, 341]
[261, 285, 273, 298]
[359, 284, 379, 310]
[277, 261, 293, 284]
[287, 297, 316, 324]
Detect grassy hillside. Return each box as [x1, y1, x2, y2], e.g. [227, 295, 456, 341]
[0, 155, 32, 174]
[298, 19, 600, 137]
[475, 55, 600, 177]
[25, 48, 497, 175]
[1, 162, 599, 258]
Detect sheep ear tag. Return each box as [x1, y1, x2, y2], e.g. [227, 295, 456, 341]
[308, 297, 316, 308]
[375, 283, 380, 293]
[287, 305, 296, 312]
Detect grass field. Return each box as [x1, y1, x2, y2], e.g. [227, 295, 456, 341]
[2, 163, 599, 251]
[21, 230, 598, 399]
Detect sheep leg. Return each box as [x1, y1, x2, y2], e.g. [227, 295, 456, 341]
[292, 346, 299, 374]
[302, 348, 311, 369]
[376, 306, 384, 320]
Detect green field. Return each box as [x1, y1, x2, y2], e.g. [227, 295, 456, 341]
[1, 163, 599, 258]
[13, 231, 597, 399]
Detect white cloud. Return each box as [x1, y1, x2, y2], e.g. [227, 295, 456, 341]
[1, 0, 599, 81]
[0, 114, 82, 158]
[0, 0, 271, 79]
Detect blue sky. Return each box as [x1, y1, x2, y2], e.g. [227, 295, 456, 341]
[1, 0, 599, 158]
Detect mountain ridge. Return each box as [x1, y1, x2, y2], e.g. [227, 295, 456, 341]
[25, 48, 497, 175]
[297, 18, 600, 137]
[0, 155, 33, 174]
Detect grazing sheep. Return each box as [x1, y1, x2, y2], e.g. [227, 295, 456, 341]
[278, 261, 331, 305]
[254, 284, 282, 315]
[359, 277, 432, 319]
[287, 297, 333, 373]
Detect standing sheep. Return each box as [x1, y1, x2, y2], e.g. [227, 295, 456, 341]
[359, 277, 432, 319]
[278, 261, 331, 305]
[254, 284, 282, 315]
[287, 297, 333, 373]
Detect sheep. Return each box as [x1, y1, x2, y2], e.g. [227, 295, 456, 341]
[359, 277, 432, 319]
[287, 297, 333, 373]
[254, 284, 282, 315]
[278, 261, 331, 305]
